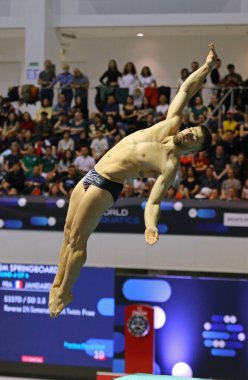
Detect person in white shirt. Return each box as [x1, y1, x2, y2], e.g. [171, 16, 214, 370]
[156, 94, 170, 116]
[57, 131, 75, 155]
[73, 146, 95, 173]
[119, 62, 139, 95]
[139, 66, 157, 89]
[90, 130, 109, 161]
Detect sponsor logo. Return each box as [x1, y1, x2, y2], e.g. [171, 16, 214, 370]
[224, 213, 248, 227]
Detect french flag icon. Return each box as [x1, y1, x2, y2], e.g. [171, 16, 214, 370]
[14, 280, 24, 289]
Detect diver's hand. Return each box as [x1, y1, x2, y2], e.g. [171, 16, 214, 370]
[145, 226, 159, 245]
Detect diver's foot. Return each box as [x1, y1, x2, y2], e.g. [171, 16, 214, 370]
[49, 290, 73, 318]
[206, 43, 218, 67]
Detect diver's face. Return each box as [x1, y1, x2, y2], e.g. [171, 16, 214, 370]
[176, 127, 204, 152]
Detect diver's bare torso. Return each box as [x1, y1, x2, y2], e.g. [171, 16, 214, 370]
[95, 123, 180, 183]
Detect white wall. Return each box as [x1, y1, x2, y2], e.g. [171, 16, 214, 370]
[1, 230, 248, 274]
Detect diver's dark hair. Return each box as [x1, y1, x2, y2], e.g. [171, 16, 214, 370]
[200, 125, 212, 151]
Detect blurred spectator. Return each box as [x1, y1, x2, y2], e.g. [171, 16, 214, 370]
[75, 130, 91, 152]
[73, 146, 95, 174]
[207, 94, 224, 132]
[219, 109, 239, 139]
[241, 179, 248, 200]
[58, 149, 74, 174]
[121, 183, 136, 198]
[190, 96, 207, 125]
[52, 93, 72, 121]
[120, 95, 138, 134]
[58, 165, 80, 197]
[210, 144, 230, 182]
[225, 187, 240, 201]
[99, 59, 122, 88]
[119, 62, 139, 95]
[41, 146, 58, 180]
[20, 129, 34, 154]
[38, 59, 55, 103]
[133, 178, 146, 196]
[139, 66, 157, 89]
[19, 112, 36, 135]
[90, 130, 108, 162]
[207, 132, 221, 160]
[72, 95, 88, 121]
[49, 63, 74, 105]
[35, 112, 53, 139]
[0, 97, 15, 123]
[177, 68, 189, 89]
[200, 167, 219, 190]
[133, 88, 143, 108]
[2, 162, 25, 193]
[24, 165, 45, 195]
[179, 166, 200, 198]
[4, 142, 21, 173]
[221, 168, 242, 199]
[231, 153, 248, 183]
[20, 144, 41, 178]
[165, 185, 176, 200]
[35, 98, 52, 121]
[1, 112, 19, 143]
[57, 131, 75, 155]
[155, 94, 169, 118]
[192, 151, 209, 177]
[52, 113, 70, 144]
[209, 188, 220, 200]
[240, 112, 248, 151]
[102, 94, 119, 120]
[70, 68, 89, 114]
[180, 111, 194, 131]
[49, 183, 60, 196]
[222, 130, 242, 158]
[105, 115, 123, 146]
[70, 111, 88, 140]
[210, 58, 222, 87]
[88, 113, 107, 139]
[223, 64, 243, 109]
[136, 96, 154, 127]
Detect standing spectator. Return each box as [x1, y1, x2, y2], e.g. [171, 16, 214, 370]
[20, 144, 41, 178]
[70, 68, 89, 119]
[58, 165, 80, 197]
[49, 63, 74, 105]
[223, 64, 243, 109]
[210, 58, 222, 87]
[73, 146, 95, 174]
[211, 145, 230, 183]
[90, 129, 108, 162]
[35, 98, 53, 121]
[38, 59, 56, 104]
[119, 62, 139, 95]
[35, 112, 53, 139]
[99, 59, 122, 88]
[177, 68, 190, 89]
[139, 66, 157, 89]
[57, 131, 75, 155]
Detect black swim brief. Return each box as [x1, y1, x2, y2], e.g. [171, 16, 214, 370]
[82, 168, 123, 203]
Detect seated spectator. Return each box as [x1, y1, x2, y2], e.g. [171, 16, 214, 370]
[179, 166, 200, 198]
[35, 111, 53, 139]
[155, 94, 169, 119]
[119, 62, 139, 95]
[207, 132, 222, 160]
[0, 97, 15, 123]
[75, 130, 91, 152]
[225, 187, 240, 201]
[34, 136, 47, 157]
[19, 112, 36, 135]
[190, 96, 207, 125]
[4, 141, 21, 173]
[90, 129, 108, 162]
[99, 59, 122, 88]
[180, 111, 194, 131]
[221, 168, 242, 199]
[52, 93, 72, 121]
[210, 144, 230, 182]
[35, 98, 52, 121]
[231, 153, 248, 183]
[19, 129, 34, 155]
[240, 112, 248, 151]
[73, 146, 95, 174]
[52, 112, 70, 144]
[121, 183, 136, 198]
[209, 188, 220, 200]
[41, 146, 58, 181]
[207, 94, 224, 133]
[241, 179, 248, 200]
[20, 144, 41, 178]
[165, 185, 176, 200]
[24, 165, 45, 195]
[142, 113, 156, 130]
[177, 68, 190, 89]
[1, 112, 19, 143]
[72, 95, 88, 120]
[200, 167, 219, 190]
[38, 59, 55, 104]
[88, 113, 107, 139]
[105, 115, 123, 146]
[2, 162, 25, 194]
[219, 109, 239, 140]
[222, 130, 242, 158]
[137, 96, 154, 126]
[69, 111, 88, 140]
[192, 151, 209, 177]
[49, 183, 60, 196]
[102, 94, 119, 120]
[139, 66, 157, 89]
[58, 165, 80, 197]
[49, 63, 74, 106]
[57, 131, 75, 156]
[58, 149, 74, 174]
[120, 95, 138, 134]
[132, 177, 146, 196]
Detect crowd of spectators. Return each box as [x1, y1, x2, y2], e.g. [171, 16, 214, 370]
[0, 57, 248, 201]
